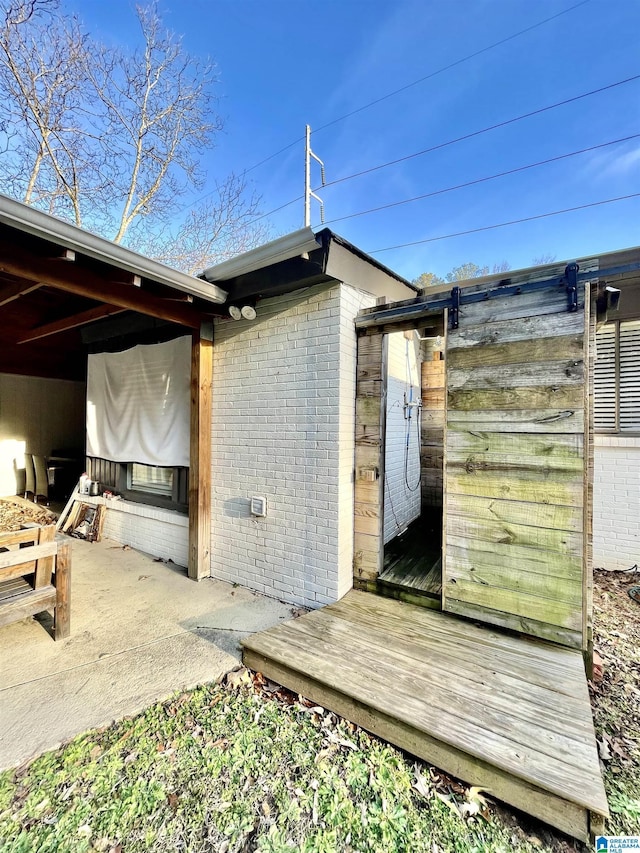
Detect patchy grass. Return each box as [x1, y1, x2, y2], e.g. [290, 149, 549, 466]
[0, 680, 556, 853]
[0, 572, 638, 852]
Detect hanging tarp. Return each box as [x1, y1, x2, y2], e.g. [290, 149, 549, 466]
[86, 336, 191, 468]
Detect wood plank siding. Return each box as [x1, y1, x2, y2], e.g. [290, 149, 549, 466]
[420, 338, 446, 508]
[353, 333, 387, 582]
[443, 282, 589, 648]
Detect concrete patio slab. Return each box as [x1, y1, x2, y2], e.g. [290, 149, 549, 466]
[0, 536, 294, 771]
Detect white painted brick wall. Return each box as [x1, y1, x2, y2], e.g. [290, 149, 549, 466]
[82, 495, 188, 567]
[384, 332, 421, 544]
[593, 434, 640, 570]
[210, 283, 374, 608]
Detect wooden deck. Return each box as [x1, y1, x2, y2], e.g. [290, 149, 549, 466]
[242, 591, 608, 841]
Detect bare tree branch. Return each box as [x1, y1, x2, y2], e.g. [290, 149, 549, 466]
[0, 0, 99, 225]
[131, 173, 271, 274]
[0, 0, 266, 261]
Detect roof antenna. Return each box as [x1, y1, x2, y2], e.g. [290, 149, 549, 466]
[304, 124, 325, 227]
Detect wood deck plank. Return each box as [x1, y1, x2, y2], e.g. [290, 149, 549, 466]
[380, 557, 442, 594]
[381, 517, 442, 595]
[286, 609, 596, 751]
[244, 625, 604, 812]
[337, 591, 585, 676]
[326, 599, 593, 710]
[242, 590, 608, 827]
[243, 646, 590, 842]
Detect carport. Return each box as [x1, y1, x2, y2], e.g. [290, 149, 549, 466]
[0, 193, 226, 580]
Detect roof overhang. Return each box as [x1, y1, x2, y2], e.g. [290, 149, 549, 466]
[201, 228, 322, 282]
[0, 194, 228, 306]
[200, 227, 417, 305]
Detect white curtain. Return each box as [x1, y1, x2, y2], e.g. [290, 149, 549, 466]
[86, 336, 191, 467]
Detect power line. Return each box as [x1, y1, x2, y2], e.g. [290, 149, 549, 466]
[368, 192, 640, 254]
[322, 73, 640, 190]
[314, 0, 592, 134]
[248, 77, 640, 231]
[176, 1, 595, 220]
[247, 194, 303, 225]
[239, 0, 591, 178]
[322, 133, 640, 226]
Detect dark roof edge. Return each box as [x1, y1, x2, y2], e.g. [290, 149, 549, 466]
[317, 229, 419, 292]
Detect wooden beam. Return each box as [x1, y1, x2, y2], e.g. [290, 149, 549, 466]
[18, 304, 127, 344]
[0, 242, 209, 328]
[188, 322, 213, 580]
[0, 278, 42, 307]
[54, 536, 72, 640]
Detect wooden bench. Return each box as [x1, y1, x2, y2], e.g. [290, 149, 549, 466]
[0, 524, 71, 640]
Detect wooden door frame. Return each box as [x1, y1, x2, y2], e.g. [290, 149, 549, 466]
[353, 314, 447, 595]
[353, 330, 388, 586]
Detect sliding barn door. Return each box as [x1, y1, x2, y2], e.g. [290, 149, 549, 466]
[443, 278, 589, 649]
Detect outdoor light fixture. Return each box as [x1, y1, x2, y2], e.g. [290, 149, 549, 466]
[228, 301, 257, 321]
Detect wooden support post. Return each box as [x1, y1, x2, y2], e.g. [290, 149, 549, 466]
[583, 283, 596, 672]
[54, 537, 71, 640]
[188, 321, 213, 580]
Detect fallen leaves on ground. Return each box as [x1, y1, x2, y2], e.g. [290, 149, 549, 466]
[590, 568, 640, 837]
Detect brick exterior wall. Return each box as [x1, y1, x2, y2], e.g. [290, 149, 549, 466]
[82, 495, 189, 567]
[593, 435, 640, 571]
[209, 283, 374, 608]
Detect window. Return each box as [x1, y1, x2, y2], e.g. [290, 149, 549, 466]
[129, 463, 173, 497]
[123, 462, 187, 511]
[86, 457, 188, 512]
[594, 319, 640, 433]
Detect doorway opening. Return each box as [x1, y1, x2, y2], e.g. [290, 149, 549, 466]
[378, 317, 446, 604]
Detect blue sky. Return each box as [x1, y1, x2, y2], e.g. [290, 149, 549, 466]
[67, 0, 639, 281]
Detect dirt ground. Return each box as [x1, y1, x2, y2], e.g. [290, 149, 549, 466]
[589, 565, 640, 836]
[0, 497, 56, 532]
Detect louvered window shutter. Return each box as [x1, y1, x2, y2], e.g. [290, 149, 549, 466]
[594, 320, 640, 433]
[619, 320, 640, 432]
[594, 324, 616, 431]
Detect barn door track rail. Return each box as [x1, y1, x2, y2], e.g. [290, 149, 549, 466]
[355, 261, 640, 331]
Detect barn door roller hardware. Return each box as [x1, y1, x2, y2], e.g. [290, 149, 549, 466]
[450, 286, 461, 330]
[564, 263, 579, 313]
